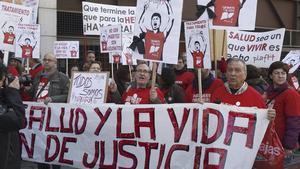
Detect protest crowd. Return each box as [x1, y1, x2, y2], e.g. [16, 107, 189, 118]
[0, 0, 300, 169]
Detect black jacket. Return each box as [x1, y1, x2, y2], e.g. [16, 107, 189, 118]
[0, 87, 25, 169]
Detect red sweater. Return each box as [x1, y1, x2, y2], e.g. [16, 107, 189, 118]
[175, 71, 195, 91]
[268, 88, 300, 148]
[211, 85, 266, 108]
[122, 87, 165, 104]
[185, 78, 224, 103]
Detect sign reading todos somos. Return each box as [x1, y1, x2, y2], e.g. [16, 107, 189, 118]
[68, 72, 109, 105]
[20, 102, 269, 169]
[15, 24, 40, 58]
[54, 41, 79, 59]
[0, 1, 32, 52]
[82, 1, 135, 35]
[227, 28, 285, 68]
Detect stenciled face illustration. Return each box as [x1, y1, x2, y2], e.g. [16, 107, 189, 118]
[194, 41, 200, 51]
[151, 14, 161, 30]
[8, 26, 14, 33]
[25, 39, 31, 45]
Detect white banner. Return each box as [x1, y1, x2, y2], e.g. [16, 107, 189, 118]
[282, 50, 300, 73]
[82, 2, 135, 35]
[227, 28, 285, 68]
[15, 24, 40, 58]
[100, 25, 122, 53]
[53, 41, 79, 59]
[0, 1, 32, 52]
[132, 0, 183, 64]
[68, 72, 109, 105]
[21, 102, 269, 169]
[184, 19, 212, 69]
[197, 0, 258, 30]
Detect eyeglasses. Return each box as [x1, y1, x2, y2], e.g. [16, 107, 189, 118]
[136, 69, 150, 74]
[43, 59, 56, 62]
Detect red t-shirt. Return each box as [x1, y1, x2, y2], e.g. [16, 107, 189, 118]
[70, 50, 77, 57]
[175, 71, 195, 91]
[122, 87, 165, 104]
[185, 78, 224, 103]
[29, 64, 44, 79]
[211, 85, 266, 108]
[213, 0, 241, 26]
[3, 32, 15, 44]
[113, 54, 121, 63]
[267, 89, 300, 141]
[21, 45, 33, 58]
[192, 51, 204, 68]
[144, 31, 164, 61]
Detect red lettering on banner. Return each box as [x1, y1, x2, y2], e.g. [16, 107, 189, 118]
[19, 132, 35, 158]
[94, 107, 112, 136]
[60, 108, 74, 133]
[193, 146, 202, 169]
[45, 135, 60, 162]
[201, 108, 224, 144]
[82, 141, 99, 168]
[165, 144, 189, 169]
[138, 142, 159, 169]
[117, 108, 134, 138]
[100, 140, 118, 168]
[167, 108, 190, 142]
[134, 108, 156, 140]
[192, 108, 199, 142]
[45, 108, 59, 132]
[29, 106, 46, 130]
[156, 144, 166, 169]
[58, 137, 77, 165]
[224, 111, 256, 148]
[119, 140, 137, 169]
[75, 108, 87, 134]
[203, 148, 227, 169]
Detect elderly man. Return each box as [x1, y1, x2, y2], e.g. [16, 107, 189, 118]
[122, 62, 165, 104]
[30, 53, 68, 168]
[211, 58, 275, 118]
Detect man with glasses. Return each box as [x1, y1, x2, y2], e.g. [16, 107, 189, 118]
[29, 53, 69, 169]
[121, 62, 165, 104]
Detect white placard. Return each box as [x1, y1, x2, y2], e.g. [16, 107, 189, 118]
[53, 41, 79, 59]
[68, 72, 109, 105]
[100, 25, 122, 53]
[227, 28, 285, 68]
[82, 1, 135, 35]
[15, 24, 40, 58]
[282, 50, 300, 73]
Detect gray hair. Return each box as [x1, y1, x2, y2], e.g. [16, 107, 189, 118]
[227, 58, 247, 73]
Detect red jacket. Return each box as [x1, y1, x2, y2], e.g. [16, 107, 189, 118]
[175, 70, 195, 91]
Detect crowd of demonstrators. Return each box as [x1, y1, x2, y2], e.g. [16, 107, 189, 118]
[266, 61, 300, 162]
[174, 55, 195, 91]
[158, 67, 185, 103]
[0, 63, 25, 169]
[185, 68, 224, 103]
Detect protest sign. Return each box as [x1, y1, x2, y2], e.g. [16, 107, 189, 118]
[1, 0, 38, 23]
[54, 41, 79, 59]
[131, 0, 183, 64]
[68, 72, 109, 105]
[15, 24, 40, 58]
[184, 19, 211, 69]
[100, 25, 122, 53]
[20, 102, 269, 169]
[121, 34, 137, 65]
[197, 0, 258, 30]
[227, 28, 285, 68]
[0, 1, 32, 52]
[82, 1, 135, 35]
[109, 52, 122, 64]
[282, 50, 300, 73]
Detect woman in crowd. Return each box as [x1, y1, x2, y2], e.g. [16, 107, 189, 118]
[267, 61, 300, 161]
[158, 67, 185, 103]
